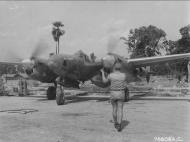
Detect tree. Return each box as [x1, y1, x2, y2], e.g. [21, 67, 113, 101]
[120, 25, 170, 75]
[168, 40, 177, 54]
[52, 21, 65, 54]
[179, 24, 190, 39]
[170, 25, 190, 54]
[122, 25, 167, 59]
[167, 25, 190, 77]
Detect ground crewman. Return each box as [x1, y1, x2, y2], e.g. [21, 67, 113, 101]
[101, 62, 127, 132]
[18, 78, 28, 96]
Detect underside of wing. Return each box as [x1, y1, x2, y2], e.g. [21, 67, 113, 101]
[127, 53, 190, 68]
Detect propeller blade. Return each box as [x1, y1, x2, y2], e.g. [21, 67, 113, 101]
[8, 50, 24, 62]
[5, 40, 50, 64]
[31, 40, 49, 59]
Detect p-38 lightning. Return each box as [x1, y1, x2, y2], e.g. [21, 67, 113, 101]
[1, 45, 190, 105]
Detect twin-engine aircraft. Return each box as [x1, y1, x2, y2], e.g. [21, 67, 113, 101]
[1, 48, 190, 105]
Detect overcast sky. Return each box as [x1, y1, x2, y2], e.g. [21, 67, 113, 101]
[0, 1, 190, 61]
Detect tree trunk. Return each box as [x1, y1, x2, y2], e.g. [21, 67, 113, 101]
[58, 39, 59, 54]
[56, 42, 58, 55]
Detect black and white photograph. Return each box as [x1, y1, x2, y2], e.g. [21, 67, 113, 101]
[0, 1, 189, 142]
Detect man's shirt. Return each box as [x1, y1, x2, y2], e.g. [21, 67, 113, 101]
[108, 71, 127, 91]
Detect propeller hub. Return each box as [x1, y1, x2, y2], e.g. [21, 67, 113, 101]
[21, 59, 35, 75]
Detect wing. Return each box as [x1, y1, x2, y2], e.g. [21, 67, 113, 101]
[0, 61, 22, 65]
[127, 53, 190, 67]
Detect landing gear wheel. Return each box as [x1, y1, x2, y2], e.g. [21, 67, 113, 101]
[56, 86, 65, 105]
[18, 93, 24, 97]
[47, 86, 56, 100]
[124, 87, 130, 102]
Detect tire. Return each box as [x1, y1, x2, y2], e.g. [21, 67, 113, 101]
[56, 86, 65, 105]
[47, 86, 56, 100]
[124, 87, 130, 102]
[18, 93, 24, 97]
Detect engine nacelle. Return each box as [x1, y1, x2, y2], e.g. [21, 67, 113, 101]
[102, 54, 116, 70]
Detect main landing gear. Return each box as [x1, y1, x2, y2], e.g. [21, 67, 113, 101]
[46, 78, 65, 105]
[46, 86, 56, 100]
[124, 87, 130, 102]
[46, 77, 80, 105]
[46, 85, 65, 105]
[56, 85, 65, 105]
[55, 77, 65, 105]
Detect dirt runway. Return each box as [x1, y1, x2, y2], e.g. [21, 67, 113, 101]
[0, 95, 189, 142]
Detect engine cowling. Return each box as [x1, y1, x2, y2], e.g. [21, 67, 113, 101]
[102, 54, 116, 70]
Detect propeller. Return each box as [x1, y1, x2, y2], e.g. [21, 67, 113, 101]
[8, 40, 50, 64]
[30, 40, 49, 60]
[5, 40, 50, 76]
[8, 50, 24, 62]
[20, 41, 50, 75]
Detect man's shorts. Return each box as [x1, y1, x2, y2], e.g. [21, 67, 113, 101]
[110, 90, 125, 102]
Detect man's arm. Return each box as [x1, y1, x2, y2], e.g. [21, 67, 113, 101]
[101, 69, 110, 83]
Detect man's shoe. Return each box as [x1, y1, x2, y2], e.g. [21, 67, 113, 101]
[117, 124, 122, 132]
[114, 123, 119, 129]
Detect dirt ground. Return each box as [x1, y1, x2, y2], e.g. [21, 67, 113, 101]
[0, 95, 190, 142]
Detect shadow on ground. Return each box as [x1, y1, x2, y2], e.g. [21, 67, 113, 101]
[121, 120, 130, 131]
[61, 112, 95, 117]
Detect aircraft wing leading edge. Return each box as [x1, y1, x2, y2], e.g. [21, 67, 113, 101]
[0, 61, 22, 65]
[127, 53, 190, 67]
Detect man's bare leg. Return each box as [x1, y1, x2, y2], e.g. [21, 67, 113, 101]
[111, 100, 117, 125]
[116, 100, 124, 131]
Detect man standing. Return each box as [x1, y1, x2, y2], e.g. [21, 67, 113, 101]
[101, 62, 127, 132]
[18, 78, 24, 96]
[18, 78, 28, 96]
